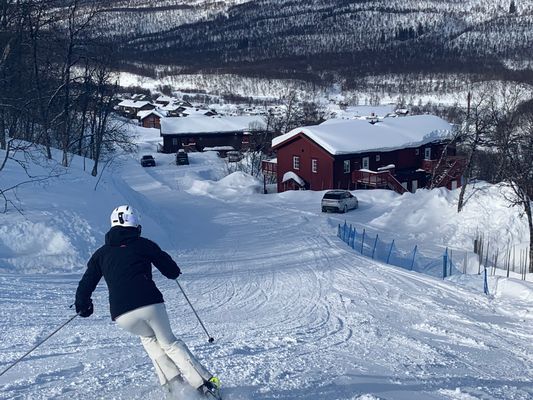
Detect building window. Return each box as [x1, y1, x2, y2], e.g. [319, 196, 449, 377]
[172, 138, 178, 145]
[312, 159, 318, 173]
[415, 149, 420, 155]
[293, 156, 300, 170]
[424, 147, 431, 160]
[343, 160, 350, 174]
[362, 157, 369, 169]
[376, 155, 380, 162]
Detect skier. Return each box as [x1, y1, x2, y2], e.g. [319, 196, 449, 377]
[74, 205, 221, 398]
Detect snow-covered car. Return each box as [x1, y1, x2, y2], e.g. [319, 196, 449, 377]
[321, 190, 358, 213]
[140, 155, 156, 167]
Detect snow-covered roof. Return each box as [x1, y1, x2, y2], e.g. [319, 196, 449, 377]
[203, 146, 235, 151]
[181, 107, 216, 116]
[282, 171, 305, 186]
[161, 116, 266, 135]
[160, 103, 185, 111]
[118, 100, 152, 108]
[137, 109, 165, 120]
[272, 115, 454, 155]
[324, 104, 397, 120]
[155, 95, 176, 103]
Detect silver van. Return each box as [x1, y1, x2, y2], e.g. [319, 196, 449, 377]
[321, 190, 359, 213]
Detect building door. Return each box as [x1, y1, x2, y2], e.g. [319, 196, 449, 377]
[411, 180, 418, 193]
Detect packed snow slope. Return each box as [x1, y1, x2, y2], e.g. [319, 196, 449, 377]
[0, 126, 532, 400]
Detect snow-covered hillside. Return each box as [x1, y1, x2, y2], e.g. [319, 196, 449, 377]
[0, 125, 531, 400]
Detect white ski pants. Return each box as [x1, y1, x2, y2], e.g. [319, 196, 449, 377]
[115, 303, 211, 388]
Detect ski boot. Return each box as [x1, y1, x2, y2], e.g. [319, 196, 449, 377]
[198, 376, 221, 399]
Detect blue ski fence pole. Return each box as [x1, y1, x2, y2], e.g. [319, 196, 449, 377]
[443, 248, 448, 279]
[386, 240, 395, 264]
[371, 234, 378, 259]
[483, 268, 489, 295]
[410, 245, 417, 271]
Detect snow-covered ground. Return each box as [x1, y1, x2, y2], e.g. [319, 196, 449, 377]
[0, 126, 531, 400]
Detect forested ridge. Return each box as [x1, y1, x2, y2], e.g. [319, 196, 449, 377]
[80, 0, 533, 82]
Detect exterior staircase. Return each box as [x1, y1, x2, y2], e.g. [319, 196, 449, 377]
[422, 156, 467, 188]
[352, 169, 408, 194]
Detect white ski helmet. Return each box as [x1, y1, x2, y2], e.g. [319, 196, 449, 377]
[110, 205, 140, 228]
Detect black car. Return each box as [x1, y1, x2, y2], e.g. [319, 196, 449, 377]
[140, 155, 156, 167]
[176, 150, 189, 165]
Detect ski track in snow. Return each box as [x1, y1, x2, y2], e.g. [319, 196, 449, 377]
[0, 145, 532, 400]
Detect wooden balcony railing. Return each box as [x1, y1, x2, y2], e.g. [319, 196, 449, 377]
[352, 169, 408, 194]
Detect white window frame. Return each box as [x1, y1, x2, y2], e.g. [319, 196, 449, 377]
[312, 159, 318, 173]
[343, 160, 350, 174]
[376, 154, 380, 162]
[293, 156, 300, 170]
[362, 157, 370, 169]
[424, 147, 431, 160]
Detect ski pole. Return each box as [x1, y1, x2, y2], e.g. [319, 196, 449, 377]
[176, 279, 215, 343]
[0, 313, 79, 377]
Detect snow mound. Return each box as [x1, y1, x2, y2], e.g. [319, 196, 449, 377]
[369, 184, 528, 252]
[187, 171, 262, 198]
[0, 219, 80, 273]
[493, 277, 533, 302]
[371, 187, 455, 241]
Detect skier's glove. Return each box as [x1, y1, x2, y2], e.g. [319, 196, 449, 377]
[76, 299, 94, 318]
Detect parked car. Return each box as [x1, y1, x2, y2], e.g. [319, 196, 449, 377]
[140, 155, 156, 167]
[176, 149, 189, 165]
[227, 151, 242, 163]
[321, 190, 358, 213]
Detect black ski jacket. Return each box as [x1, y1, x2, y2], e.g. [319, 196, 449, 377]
[75, 226, 181, 320]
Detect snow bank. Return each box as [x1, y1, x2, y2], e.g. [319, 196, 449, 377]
[493, 277, 533, 302]
[368, 184, 529, 254]
[186, 171, 262, 199]
[0, 218, 79, 273]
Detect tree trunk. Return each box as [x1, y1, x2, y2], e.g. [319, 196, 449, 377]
[525, 198, 533, 274]
[457, 151, 473, 212]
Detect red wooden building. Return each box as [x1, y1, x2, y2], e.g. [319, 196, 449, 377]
[270, 115, 466, 194]
[137, 110, 165, 129]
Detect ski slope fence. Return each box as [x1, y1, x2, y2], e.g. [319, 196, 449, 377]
[337, 222, 489, 294]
